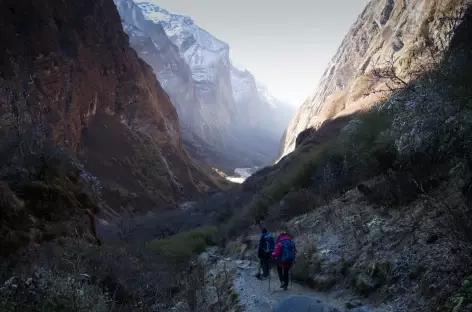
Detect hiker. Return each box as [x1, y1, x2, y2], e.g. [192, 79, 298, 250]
[272, 230, 296, 290]
[257, 228, 275, 279]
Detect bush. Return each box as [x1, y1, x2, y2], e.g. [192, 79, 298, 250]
[0, 266, 110, 312]
[221, 107, 396, 239]
[0, 237, 228, 312]
[291, 244, 320, 283]
[445, 276, 472, 312]
[268, 189, 318, 222]
[147, 226, 217, 264]
[0, 151, 102, 257]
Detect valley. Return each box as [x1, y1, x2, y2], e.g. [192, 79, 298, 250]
[114, 0, 294, 173]
[0, 0, 471, 312]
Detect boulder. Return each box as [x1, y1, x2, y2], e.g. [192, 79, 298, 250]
[308, 274, 337, 291]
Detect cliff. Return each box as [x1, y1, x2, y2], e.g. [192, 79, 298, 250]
[280, 0, 465, 158]
[0, 0, 216, 218]
[114, 0, 294, 171]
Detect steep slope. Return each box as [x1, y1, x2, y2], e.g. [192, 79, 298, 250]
[219, 5, 472, 311]
[0, 0, 216, 216]
[114, 0, 294, 171]
[280, 0, 465, 158]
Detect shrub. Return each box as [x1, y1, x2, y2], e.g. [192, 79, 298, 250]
[221, 107, 396, 239]
[0, 236, 230, 312]
[445, 276, 472, 312]
[0, 266, 110, 312]
[147, 226, 217, 264]
[268, 189, 318, 222]
[0, 151, 102, 257]
[291, 244, 320, 283]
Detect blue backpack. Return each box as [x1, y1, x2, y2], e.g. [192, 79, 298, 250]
[279, 239, 296, 262]
[263, 233, 275, 253]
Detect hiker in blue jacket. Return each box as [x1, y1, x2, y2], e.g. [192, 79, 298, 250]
[257, 228, 275, 279]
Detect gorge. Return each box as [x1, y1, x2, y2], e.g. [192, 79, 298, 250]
[0, 0, 471, 311]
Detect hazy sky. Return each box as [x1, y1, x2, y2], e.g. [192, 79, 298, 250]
[154, 0, 370, 107]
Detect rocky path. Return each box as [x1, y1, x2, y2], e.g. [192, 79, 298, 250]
[223, 258, 366, 312]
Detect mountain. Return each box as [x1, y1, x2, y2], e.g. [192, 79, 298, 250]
[279, 0, 464, 158]
[114, 0, 294, 172]
[218, 4, 472, 311]
[0, 0, 217, 220]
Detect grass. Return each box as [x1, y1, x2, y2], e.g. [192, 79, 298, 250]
[147, 226, 217, 264]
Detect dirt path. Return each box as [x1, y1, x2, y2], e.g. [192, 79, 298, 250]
[225, 258, 353, 312]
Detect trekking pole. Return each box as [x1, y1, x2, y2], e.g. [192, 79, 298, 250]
[268, 259, 271, 291]
[290, 267, 293, 287]
[258, 262, 262, 284]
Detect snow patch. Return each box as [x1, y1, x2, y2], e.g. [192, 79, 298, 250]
[225, 167, 258, 183]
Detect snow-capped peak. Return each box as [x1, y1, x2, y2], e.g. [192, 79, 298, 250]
[130, 1, 226, 52]
[125, 0, 230, 82]
[116, 0, 293, 137]
[231, 58, 249, 72]
[132, 1, 193, 24]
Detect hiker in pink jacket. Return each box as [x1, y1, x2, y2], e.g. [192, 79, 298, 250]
[271, 230, 296, 290]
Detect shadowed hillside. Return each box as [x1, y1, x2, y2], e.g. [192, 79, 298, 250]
[218, 4, 472, 311]
[0, 0, 220, 218]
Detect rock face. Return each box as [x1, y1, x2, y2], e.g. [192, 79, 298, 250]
[279, 0, 464, 158]
[0, 0, 216, 215]
[114, 0, 294, 171]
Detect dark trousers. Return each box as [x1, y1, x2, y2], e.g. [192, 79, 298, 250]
[260, 256, 270, 277]
[277, 264, 292, 286]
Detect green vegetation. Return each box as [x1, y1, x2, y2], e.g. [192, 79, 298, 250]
[220, 108, 395, 238]
[221, 9, 472, 241]
[147, 226, 217, 264]
[445, 276, 472, 312]
[291, 244, 321, 283]
[219, 8, 472, 310]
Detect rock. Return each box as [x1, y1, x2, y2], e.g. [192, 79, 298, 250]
[275, 296, 340, 312]
[346, 299, 363, 309]
[4, 276, 17, 287]
[0, 0, 217, 217]
[279, 0, 464, 158]
[198, 248, 219, 265]
[308, 274, 337, 291]
[236, 260, 252, 269]
[198, 252, 210, 264]
[205, 286, 219, 307]
[354, 274, 377, 296]
[239, 244, 249, 260]
[171, 301, 189, 312]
